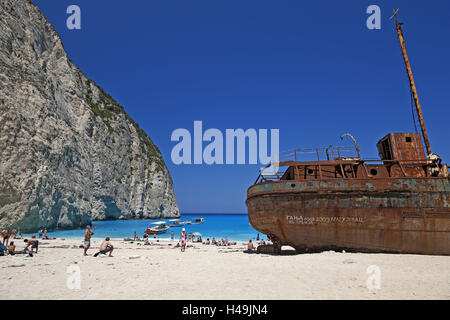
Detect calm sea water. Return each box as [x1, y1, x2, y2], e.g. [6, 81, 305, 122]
[24, 214, 260, 241]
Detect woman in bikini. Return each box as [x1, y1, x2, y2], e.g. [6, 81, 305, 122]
[180, 228, 187, 252]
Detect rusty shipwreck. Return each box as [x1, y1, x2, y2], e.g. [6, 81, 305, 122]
[246, 10, 450, 255]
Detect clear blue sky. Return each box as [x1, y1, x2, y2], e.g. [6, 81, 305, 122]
[32, 0, 450, 213]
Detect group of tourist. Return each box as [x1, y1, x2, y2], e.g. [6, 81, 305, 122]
[2, 224, 269, 258]
[82, 225, 114, 257]
[1, 228, 40, 257]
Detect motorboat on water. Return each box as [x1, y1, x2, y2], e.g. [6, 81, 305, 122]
[145, 221, 170, 234]
[168, 219, 183, 227]
[191, 217, 205, 224]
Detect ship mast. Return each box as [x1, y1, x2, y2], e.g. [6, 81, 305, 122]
[391, 9, 432, 155]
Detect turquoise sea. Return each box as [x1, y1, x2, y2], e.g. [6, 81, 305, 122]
[25, 214, 260, 241]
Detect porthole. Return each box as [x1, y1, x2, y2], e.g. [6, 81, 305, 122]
[370, 169, 378, 176]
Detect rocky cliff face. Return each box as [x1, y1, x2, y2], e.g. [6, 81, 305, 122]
[0, 0, 180, 232]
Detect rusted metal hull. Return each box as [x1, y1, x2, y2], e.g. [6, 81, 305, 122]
[246, 177, 450, 255]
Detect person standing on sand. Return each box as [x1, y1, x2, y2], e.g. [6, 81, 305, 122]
[180, 228, 187, 252]
[2, 229, 10, 246]
[83, 225, 96, 256]
[133, 231, 137, 241]
[171, 231, 174, 241]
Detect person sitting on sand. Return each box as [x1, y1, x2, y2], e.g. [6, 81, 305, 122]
[144, 238, 150, 245]
[260, 239, 265, 245]
[24, 238, 39, 253]
[0, 241, 7, 256]
[94, 237, 114, 257]
[205, 238, 210, 245]
[211, 237, 217, 245]
[247, 240, 255, 251]
[83, 225, 96, 256]
[7, 241, 16, 255]
[143, 233, 148, 239]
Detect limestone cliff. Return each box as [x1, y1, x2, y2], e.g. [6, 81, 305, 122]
[0, 0, 180, 232]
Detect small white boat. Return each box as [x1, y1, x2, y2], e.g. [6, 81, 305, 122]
[146, 221, 170, 234]
[168, 219, 183, 227]
[191, 217, 205, 224]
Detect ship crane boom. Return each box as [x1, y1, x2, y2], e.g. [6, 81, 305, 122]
[391, 8, 432, 156]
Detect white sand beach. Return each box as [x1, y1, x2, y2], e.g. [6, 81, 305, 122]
[0, 238, 449, 300]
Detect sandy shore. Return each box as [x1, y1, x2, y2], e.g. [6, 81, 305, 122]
[0, 238, 449, 300]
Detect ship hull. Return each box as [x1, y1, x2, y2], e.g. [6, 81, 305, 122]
[246, 177, 450, 255]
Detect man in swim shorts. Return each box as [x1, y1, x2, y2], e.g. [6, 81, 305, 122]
[2, 229, 10, 246]
[83, 225, 96, 256]
[24, 238, 39, 253]
[94, 237, 114, 257]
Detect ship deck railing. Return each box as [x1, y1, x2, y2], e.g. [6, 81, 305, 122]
[254, 145, 439, 184]
[278, 145, 358, 163]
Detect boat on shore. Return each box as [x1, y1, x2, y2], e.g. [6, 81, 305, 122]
[246, 10, 450, 256]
